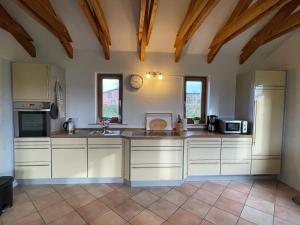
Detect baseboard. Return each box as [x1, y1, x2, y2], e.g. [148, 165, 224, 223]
[130, 180, 183, 187]
[185, 175, 278, 182]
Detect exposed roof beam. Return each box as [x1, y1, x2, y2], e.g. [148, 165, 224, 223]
[139, 0, 148, 61]
[207, 0, 291, 63]
[0, 3, 36, 57]
[78, 0, 110, 60]
[14, 0, 73, 58]
[146, 0, 159, 45]
[138, 0, 147, 43]
[240, 0, 300, 64]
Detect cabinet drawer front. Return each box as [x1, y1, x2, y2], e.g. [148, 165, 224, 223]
[188, 161, 220, 176]
[52, 148, 87, 178]
[88, 138, 122, 145]
[14, 137, 50, 143]
[88, 148, 123, 178]
[131, 167, 182, 181]
[251, 159, 281, 175]
[15, 148, 51, 162]
[221, 147, 251, 160]
[189, 147, 220, 160]
[15, 164, 51, 179]
[88, 145, 122, 150]
[131, 146, 183, 151]
[188, 138, 222, 145]
[131, 150, 182, 164]
[52, 138, 87, 145]
[222, 138, 252, 144]
[221, 160, 251, 175]
[131, 139, 183, 147]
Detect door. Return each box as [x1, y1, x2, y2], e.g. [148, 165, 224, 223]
[253, 88, 285, 156]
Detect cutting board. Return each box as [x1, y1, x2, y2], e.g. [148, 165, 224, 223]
[149, 119, 167, 130]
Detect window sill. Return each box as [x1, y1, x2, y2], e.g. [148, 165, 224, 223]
[187, 123, 206, 129]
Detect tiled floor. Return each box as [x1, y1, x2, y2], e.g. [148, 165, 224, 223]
[1, 180, 300, 225]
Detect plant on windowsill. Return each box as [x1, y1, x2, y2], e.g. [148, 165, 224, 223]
[193, 117, 201, 125]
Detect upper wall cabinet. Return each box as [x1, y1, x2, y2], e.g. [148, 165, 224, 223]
[13, 63, 50, 102]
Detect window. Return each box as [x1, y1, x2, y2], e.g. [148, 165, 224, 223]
[184, 76, 207, 124]
[97, 74, 123, 123]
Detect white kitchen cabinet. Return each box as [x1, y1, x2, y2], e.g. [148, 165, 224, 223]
[13, 63, 50, 102]
[88, 138, 123, 178]
[14, 138, 51, 179]
[130, 139, 183, 181]
[52, 138, 87, 178]
[251, 156, 281, 175]
[187, 138, 221, 176]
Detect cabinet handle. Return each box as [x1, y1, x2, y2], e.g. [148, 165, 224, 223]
[190, 162, 219, 165]
[222, 162, 250, 165]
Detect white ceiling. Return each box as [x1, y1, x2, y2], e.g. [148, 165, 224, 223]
[0, 0, 298, 58]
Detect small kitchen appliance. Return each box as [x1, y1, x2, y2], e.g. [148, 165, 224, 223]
[241, 121, 248, 134]
[63, 118, 75, 134]
[219, 119, 242, 134]
[207, 115, 218, 132]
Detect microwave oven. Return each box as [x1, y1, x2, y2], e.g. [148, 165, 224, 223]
[218, 119, 242, 134]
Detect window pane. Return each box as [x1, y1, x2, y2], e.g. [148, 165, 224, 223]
[102, 79, 120, 118]
[186, 81, 202, 119]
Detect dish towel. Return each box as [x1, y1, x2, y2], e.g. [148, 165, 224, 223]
[55, 80, 65, 119]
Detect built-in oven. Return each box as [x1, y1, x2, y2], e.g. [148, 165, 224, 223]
[13, 102, 51, 137]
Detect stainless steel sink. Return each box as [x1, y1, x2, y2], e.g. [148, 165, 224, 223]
[89, 130, 121, 136]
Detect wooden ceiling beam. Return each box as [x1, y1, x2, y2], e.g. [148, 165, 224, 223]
[240, 0, 300, 64]
[0, 3, 36, 57]
[14, 0, 73, 58]
[174, 0, 219, 62]
[90, 0, 111, 45]
[138, 0, 147, 43]
[146, 0, 158, 45]
[207, 0, 291, 63]
[139, 0, 148, 61]
[78, 0, 110, 60]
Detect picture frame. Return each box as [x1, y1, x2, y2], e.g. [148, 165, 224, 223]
[145, 113, 173, 131]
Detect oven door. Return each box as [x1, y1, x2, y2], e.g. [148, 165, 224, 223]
[15, 111, 50, 137]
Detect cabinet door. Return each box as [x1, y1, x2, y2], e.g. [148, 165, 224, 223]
[52, 147, 87, 178]
[251, 158, 281, 175]
[15, 162, 51, 179]
[221, 160, 251, 175]
[131, 166, 182, 181]
[253, 89, 284, 156]
[13, 63, 50, 101]
[188, 160, 220, 176]
[88, 145, 123, 178]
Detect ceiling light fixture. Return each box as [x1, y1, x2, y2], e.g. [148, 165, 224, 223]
[146, 72, 163, 80]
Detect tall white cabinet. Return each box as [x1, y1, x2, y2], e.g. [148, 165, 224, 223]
[236, 70, 286, 175]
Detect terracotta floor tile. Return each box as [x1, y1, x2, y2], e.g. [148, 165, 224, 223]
[89, 210, 126, 225]
[116, 186, 144, 197]
[215, 196, 244, 216]
[13, 186, 25, 195]
[168, 208, 202, 225]
[23, 185, 55, 199]
[48, 211, 86, 225]
[200, 220, 214, 225]
[249, 187, 276, 203]
[114, 199, 144, 221]
[77, 200, 110, 224]
[175, 183, 198, 196]
[241, 206, 273, 225]
[181, 198, 211, 218]
[39, 201, 74, 224]
[100, 190, 129, 209]
[237, 218, 256, 225]
[54, 185, 86, 199]
[148, 187, 172, 197]
[246, 195, 275, 215]
[2, 212, 45, 225]
[205, 207, 238, 225]
[1, 201, 36, 225]
[187, 181, 205, 188]
[192, 189, 219, 205]
[273, 217, 296, 225]
[202, 182, 226, 196]
[13, 192, 31, 205]
[221, 188, 248, 204]
[65, 191, 95, 209]
[274, 205, 300, 225]
[253, 180, 278, 194]
[162, 222, 173, 225]
[228, 181, 252, 194]
[210, 180, 230, 186]
[131, 190, 159, 207]
[32, 192, 63, 210]
[276, 194, 300, 210]
[162, 189, 187, 206]
[148, 199, 178, 220]
[130, 210, 164, 225]
[81, 184, 113, 198]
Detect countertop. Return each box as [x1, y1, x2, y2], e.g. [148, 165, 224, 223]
[51, 129, 252, 139]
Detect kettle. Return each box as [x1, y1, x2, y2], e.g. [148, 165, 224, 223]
[63, 118, 75, 134]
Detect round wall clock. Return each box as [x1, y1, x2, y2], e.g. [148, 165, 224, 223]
[129, 74, 143, 89]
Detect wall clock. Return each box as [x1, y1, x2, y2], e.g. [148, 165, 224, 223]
[129, 74, 143, 89]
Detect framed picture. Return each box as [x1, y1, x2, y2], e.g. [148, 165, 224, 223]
[145, 113, 173, 131]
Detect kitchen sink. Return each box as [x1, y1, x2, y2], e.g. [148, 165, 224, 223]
[89, 130, 121, 136]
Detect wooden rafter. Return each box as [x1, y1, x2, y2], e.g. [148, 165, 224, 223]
[0, 3, 36, 57]
[175, 0, 220, 62]
[240, 0, 300, 64]
[138, 0, 159, 61]
[78, 0, 110, 59]
[207, 0, 291, 63]
[14, 0, 73, 58]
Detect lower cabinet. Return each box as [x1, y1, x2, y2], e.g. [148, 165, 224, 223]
[251, 156, 281, 175]
[130, 139, 183, 181]
[88, 138, 123, 178]
[52, 138, 87, 178]
[14, 138, 51, 179]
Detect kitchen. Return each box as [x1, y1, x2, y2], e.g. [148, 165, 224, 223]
[1, 0, 300, 225]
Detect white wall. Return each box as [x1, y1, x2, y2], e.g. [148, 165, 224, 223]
[0, 58, 13, 176]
